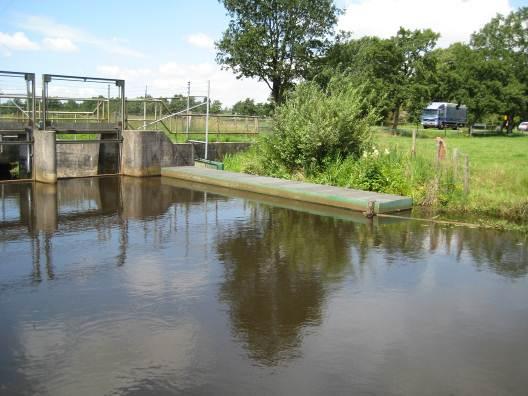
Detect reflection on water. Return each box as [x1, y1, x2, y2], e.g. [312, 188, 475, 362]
[0, 177, 527, 395]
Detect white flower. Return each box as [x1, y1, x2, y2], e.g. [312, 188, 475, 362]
[372, 149, 379, 157]
[384, 148, 390, 155]
[363, 151, 368, 158]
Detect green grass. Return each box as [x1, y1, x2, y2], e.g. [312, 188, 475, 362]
[374, 128, 528, 224]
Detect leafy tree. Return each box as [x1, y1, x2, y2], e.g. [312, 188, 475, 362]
[232, 98, 258, 115]
[210, 100, 223, 114]
[315, 28, 438, 129]
[232, 98, 274, 116]
[432, 43, 515, 124]
[470, 7, 528, 129]
[216, 0, 341, 104]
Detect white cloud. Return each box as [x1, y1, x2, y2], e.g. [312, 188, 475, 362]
[338, 0, 512, 47]
[43, 37, 78, 52]
[19, 15, 144, 57]
[0, 31, 39, 51]
[186, 33, 215, 50]
[96, 63, 270, 106]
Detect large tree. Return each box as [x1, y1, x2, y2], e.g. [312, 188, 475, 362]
[431, 43, 521, 125]
[216, 0, 340, 104]
[470, 7, 528, 128]
[315, 28, 438, 129]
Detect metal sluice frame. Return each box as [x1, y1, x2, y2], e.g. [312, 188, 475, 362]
[0, 71, 36, 180]
[42, 74, 125, 174]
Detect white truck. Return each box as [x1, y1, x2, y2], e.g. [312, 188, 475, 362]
[421, 102, 467, 129]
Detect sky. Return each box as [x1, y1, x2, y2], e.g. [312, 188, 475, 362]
[0, 0, 525, 106]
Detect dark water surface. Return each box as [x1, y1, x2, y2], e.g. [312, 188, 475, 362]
[1, 177, 527, 395]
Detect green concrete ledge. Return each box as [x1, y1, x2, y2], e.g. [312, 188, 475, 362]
[161, 166, 413, 214]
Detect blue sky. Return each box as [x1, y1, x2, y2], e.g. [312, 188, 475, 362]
[0, 0, 526, 106]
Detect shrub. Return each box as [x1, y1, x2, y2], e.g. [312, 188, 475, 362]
[262, 77, 378, 173]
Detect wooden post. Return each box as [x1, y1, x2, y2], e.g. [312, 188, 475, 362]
[463, 154, 470, 195]
[452, 148, 459, 180]
[411, 128, 416, 158]
[364, 200, 376, 219]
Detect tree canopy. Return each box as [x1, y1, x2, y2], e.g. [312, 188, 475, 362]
[216, 0, 341, 104]
[315, 28, 438, 129]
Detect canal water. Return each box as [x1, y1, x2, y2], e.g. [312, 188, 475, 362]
[1, 177, 527, 395]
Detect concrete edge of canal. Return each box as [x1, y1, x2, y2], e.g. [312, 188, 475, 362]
[161, 166, 413, 214]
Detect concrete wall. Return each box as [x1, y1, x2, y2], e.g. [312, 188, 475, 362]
[32, 129, 252, 181]
[159, 139, 193, 167]
[57, 142, 100, 178]
[121, 130, 252, 177]
[121, 130, 162, 177]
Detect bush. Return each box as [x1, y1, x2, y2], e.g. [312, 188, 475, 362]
[310, 147, 411, 196]
[261, 77, 378, 173]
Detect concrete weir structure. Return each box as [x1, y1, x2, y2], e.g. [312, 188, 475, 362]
[33, 130, 57, 184]
[161, 167, 413, 214]
[30, 129, 251, 181]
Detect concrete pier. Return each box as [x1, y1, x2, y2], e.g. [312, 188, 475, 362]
[161, 167, 413, 214]
[33, 130, 57, 183]
[121, 130, 161, 177]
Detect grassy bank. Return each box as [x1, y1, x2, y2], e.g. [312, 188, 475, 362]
[224, 129, 528, 231]
[375, 129, 528, 225]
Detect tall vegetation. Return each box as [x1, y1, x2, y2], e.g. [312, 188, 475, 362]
[260, 77, 376, 173]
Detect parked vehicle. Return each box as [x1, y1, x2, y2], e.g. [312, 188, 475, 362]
[518, 121, 528, 132]
[421, 102, 467, 129]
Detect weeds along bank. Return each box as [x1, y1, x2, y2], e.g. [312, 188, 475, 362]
[223, 80, 528, 231]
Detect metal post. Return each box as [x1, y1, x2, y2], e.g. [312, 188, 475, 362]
[25, 73, 35, 178]
[205, 80, 210, 160]
[119, 79, 126, 175]
[107, 84, 111, 122]
[120, 80, 126, 131]
[154, 101, 158, 130]
[42, 74, 50, 129]
[186, 81, 190, 138]
[143, 85, 147, 130]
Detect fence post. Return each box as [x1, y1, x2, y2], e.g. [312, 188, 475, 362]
[364, 200, 376, 219]
[463, 154, 470, 195]
[452, 148, 459, 180]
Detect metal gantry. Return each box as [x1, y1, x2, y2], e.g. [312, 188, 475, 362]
[0, 71, 36, 179]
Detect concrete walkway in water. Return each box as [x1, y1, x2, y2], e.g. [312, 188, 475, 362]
[161, 167, 413, 214]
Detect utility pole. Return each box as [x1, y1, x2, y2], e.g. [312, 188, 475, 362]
[186, 81, 190, 138]
[205, 80, 210, 160]
[143, 85, 147, 130]
[107, 84, 110, 122]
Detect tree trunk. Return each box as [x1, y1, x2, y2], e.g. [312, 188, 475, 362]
[507, 114, 514, 134]
[391, 104, 400, 132]
[272, 79, 284, 105]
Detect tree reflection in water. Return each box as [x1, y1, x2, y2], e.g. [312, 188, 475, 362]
[216, 202, 527, 365]
[216, 205, 357, 365]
